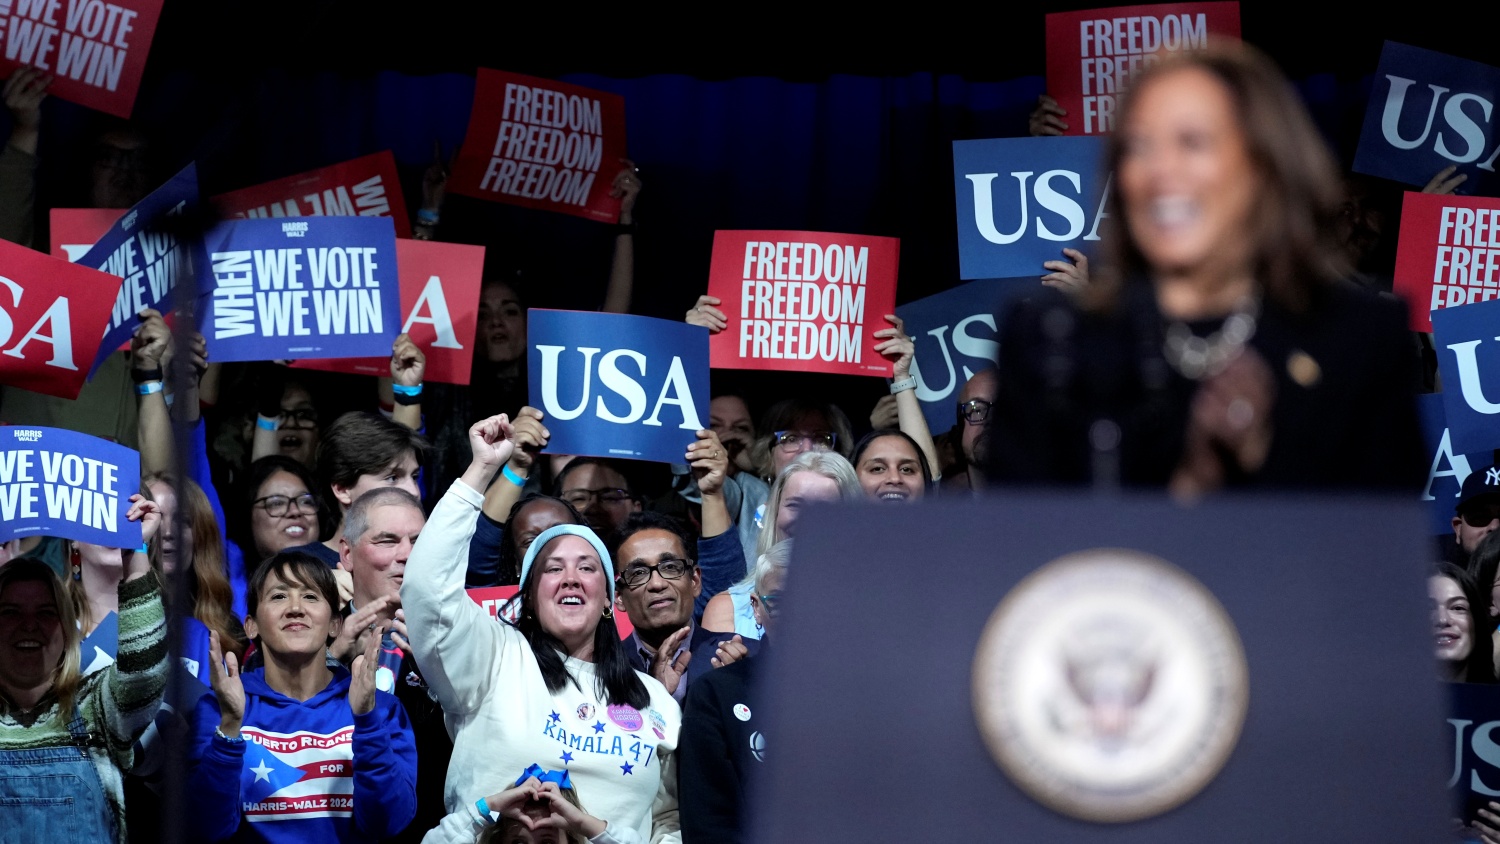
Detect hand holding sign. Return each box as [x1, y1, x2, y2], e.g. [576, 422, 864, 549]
[129, 308, 168, 369]
[1423, 165, 1469, 197]
[872, 314, 915, 379]
[610, 159, 642, 223]
[123, 492, 158, 580]
[1028, 94, 1068, 137]
[686, 294, 727, 333]
[687, 429, 729, 497]
[2, 66, 51, 151]
[507, 406, 550, 474]
[1042, 249, 1091, 291]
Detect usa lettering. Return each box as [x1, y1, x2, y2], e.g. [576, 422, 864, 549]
[1, 0, 139, 91]
[967, 170, 1110, 246]
[736, 241, 869, 364]
[1379, 77, 1500, 171]
[1077, 13, 1207, 133]
[536, 344, 703, 431]
[908, 313, 997, 403]
[479, 84, 603, 206]
[0, 276, 77, 371]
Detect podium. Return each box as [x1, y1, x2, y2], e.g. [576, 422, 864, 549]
[751, 495, 1447, 842]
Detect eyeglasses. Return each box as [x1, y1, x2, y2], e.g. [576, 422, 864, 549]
[1461, 503, 1500, 528]
[254, 493, 317, 517]
[755, 592, 780, 618]
[618, 558, 695, 590]
[280, 407, 319, 426]
[561, 487, 634, 508]
[773, 431, 836, 453]
[959, 398, 992, 425]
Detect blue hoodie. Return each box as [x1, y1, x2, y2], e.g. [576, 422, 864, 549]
[189, 665, 418, 843]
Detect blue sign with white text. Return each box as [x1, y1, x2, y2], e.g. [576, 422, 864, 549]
[198, 217, 401, 362]
[528, 309, 710, 465]
[1418, 393, 1493, 536]
[953, 136, 1110, 280]
[1433, 298, 1500, 454]
[0, 427, 142, 548]
[895, 278, 1034, 433]
[1353, 42, 1500, 197]
[82, 163, 202, 377]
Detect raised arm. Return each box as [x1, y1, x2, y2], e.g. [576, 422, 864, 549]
[349, 628, 419, 837]
[386, 333, 425, 431]
[0, 67, 50, 247]
[96, 497, 169, 770]
[686, 430, 743, 616]
[131, 310, 173, 475]
[601, 160, 641, 314]
[875, 315, 942, 479]
[401, 414, 515, 715]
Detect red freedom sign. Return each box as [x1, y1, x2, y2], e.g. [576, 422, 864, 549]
[1045, 2, 1239, 135]
[449, 69, 627, 223]
[0, 0, 164, 118]
[1394, 192, 1500, 332]
[0, 236, 125, 398]
[467, 585, 635, 639]
[292, 239, 484, 384]
[50, 207, 122, 262]
[707, 231, 899, 378]
[212, 151, 412, 238]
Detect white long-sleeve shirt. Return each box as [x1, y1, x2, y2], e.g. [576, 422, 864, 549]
[403, 480, 681, 844]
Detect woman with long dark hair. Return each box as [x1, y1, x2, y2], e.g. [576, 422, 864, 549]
[986, 42, 1424, 494]
[404, 414, 680, 844]
[1432, 562, 1495, 684]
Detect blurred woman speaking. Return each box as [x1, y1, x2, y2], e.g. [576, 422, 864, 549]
[987, 43, 1424, 494]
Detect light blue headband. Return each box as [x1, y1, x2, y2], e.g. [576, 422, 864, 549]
[519, 524, 616, 602]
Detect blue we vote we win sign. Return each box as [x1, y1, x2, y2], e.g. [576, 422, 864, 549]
[953, 136, 1110, 280]
[528, 310, 710, 465]
[198, 216, 401, 362]
[0, 427, 141, 548]
[1433, 297, 1500, 455]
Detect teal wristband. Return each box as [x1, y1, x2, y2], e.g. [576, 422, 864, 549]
[135, 380, 164, 396]
[475, 797, 494, 824]
[501, 464, 526, 487]
[391, 382, 423, 398]
[136, 543, 149, 555]
[256, 415, 278, 431]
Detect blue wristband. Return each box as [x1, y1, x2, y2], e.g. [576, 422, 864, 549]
[475, 797, 494, 824]
[256, 415, 278, 431]
[135, 380, 163, 396]
[417, 208, 440, 226]
[136, 543, 149, 555]
[501, 464, 526, 487]
[391, 382, 423, 398]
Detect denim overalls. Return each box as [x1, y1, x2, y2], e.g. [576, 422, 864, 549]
[0, 709, 113, 843]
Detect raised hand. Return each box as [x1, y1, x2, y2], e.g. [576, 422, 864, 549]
[507, 406, 550, 473]
[1423, 164, 1468, 196]
[2, 67, 51, 147]
[869, 394, 899, 430]
[328, 595, 393, 664]
[872, 314, 914, 379]
[209, 630, 246, 736]
[710, 634, 749, 668]
[686, 295, 727, 334]
[687, 429, 729, 497]
[610, 158, 643, 223]
[130, 309, 171, 370]
[390, 333, 426, 387]
[349, 623, 385, 716]
[126, 493, 162, 544]
[649, 625, 693, 695]
[1029, 94, 1069, 136]
[1042, 248, 1091, 292]
[468, 413, 516, 471]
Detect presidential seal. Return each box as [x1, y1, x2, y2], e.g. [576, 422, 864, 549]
[971, 549, 1248, 823]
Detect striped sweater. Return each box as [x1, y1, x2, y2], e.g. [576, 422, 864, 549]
[0, 570, 169, 843]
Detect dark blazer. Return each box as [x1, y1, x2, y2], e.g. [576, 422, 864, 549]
[626, 623, 743, 697]
[677, 653, 766, 844]
[986, 283, 1426, 490]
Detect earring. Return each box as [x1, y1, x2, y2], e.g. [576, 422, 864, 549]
[70, 545, 82, 582]
[602, 605, 614, 619]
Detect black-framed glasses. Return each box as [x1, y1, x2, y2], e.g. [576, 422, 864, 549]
[959, 398, 992, 425]
[254, 493, 317, 517]
[772, 430, 836, 453]
[618, 558, 695, 590]
[280, 407, 319, 426]
[561, 487, 634, 508]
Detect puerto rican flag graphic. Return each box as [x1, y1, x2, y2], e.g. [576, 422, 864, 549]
[240, 726, 356, 821]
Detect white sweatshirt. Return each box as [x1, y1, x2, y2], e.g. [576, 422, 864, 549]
[403, 480, 682, 844]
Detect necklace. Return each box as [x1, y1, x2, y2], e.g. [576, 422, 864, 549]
[1161, 297, 1259, 381]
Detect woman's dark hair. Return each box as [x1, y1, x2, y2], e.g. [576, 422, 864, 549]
[851, 429, 934, 489]
[1435, 561, 1495, 684]
[247, 552, 342, 650]
[233, 456, 327, 555]
[509, 535, 650, 709]
[1089, 40, 1350, 315]
[497, 494, 587, 585]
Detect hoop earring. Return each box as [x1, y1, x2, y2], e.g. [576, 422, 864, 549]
[602, 605, 614, 619]
[70, 545, 82, 582]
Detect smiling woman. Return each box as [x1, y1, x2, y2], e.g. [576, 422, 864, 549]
[986, 41, 1425, 494]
